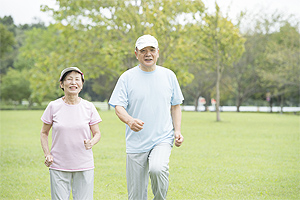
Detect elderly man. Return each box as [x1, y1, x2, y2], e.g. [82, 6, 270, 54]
[109, 35, 184, 200]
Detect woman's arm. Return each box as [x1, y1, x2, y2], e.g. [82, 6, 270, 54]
[84, 123, 101, 150]
[40, 123, 53, 167]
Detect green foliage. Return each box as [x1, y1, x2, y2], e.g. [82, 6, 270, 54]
[0, 23, 15, 58]
[0, 16, 47, 75]
[180, 3, 246, 110]
[0, 21, 16, 75]
[203, 8, 246, 71]
[41, 0, 206, 87]
[20, 24, 76, 103]
[263, 22, 300, 90]
[199, 4, 246, 120]
[248, 13, 300, 107]
[0, 16, 16, 34]
[22, 1, 200, 103]
[0, 68, 31, 103]
[0, 111, 299, 199]
[2, 1, 299, 108]
[226, 16, 263, 109]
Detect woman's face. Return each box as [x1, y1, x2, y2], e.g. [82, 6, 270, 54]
[60, 71, 83, 95]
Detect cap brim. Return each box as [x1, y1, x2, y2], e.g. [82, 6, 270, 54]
[136, 43, 158, 50]
[59, 67, 84, 81]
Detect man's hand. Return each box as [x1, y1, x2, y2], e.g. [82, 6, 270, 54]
[115, 106, 144, 132]
[44, 154, 53, 167]
[128, 119, 144, 132]
[174, 131, 184, 147]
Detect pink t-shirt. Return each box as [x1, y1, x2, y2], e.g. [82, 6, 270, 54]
[41, 98, 102, 171]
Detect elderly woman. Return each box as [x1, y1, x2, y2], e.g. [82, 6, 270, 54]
[40, 67, 101, 199]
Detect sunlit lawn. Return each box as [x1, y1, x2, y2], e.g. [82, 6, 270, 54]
[0, 110, 299, 199]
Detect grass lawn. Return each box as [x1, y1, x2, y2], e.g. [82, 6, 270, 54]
[0, 110, 299, 199]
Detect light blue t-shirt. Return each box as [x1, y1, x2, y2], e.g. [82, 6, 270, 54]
[109, 65, 184, 153]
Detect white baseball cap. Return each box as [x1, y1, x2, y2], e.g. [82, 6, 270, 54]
[59, 67, 84, 82]
[135, 35, 159, 50]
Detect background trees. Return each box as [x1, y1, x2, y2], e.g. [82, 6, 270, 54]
[0, 17, 15, 75]
[0, 68, 31, 104]
[201, 3, 245, 121]
[0, 0, 299, 117]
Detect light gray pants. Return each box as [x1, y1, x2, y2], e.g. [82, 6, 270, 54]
[49, 169, 94, 200]
[126, 143, 172, 200]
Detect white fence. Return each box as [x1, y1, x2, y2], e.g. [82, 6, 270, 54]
[93, 102, 300, 113]
[93, 102, 110, 111]
[182, 105, 300, 112]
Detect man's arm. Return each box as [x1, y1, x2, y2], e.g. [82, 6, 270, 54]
[115, 105, 144, 132]
[171, 104, 184, 147]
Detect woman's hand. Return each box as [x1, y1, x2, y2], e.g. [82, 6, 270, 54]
[84, 139, 93, 150]
[44, 154, 53, 167]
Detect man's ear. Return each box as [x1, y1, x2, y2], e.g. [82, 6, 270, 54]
[135, 50, 138, 59]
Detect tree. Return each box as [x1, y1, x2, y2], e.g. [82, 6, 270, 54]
[252, 12, 300, 112]
[263, 22, 300, 112]
[20, 0, 206, 103]
[0, 24, 15, 59]
[178, 22, 216, 111]
[19, 24, 75, 104]
[202, 3, 245, 120]
[0, 16, 47, 76]
[1, 68, 31, 104]
[0, 16, 16, 34]
[227, 32, 262, 112]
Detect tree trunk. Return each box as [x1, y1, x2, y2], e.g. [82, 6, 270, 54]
[280, 95, 284, 114]
[236, 97, 242, 112]
[269, 97, 273, 113]
[215, 39, 221, 121]
[195, 98, 199, 112]
[195, 94, 201, 112]
[236, 87, 241, 112]
[214, 5, 221, 122]
[205, 93, 210, 111]
[27, 98, 33, 110]
[216, 69, 221, 121]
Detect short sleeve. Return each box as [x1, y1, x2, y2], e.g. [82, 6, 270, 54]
[41, 102, 53, 124]
[108, 74, 129, 109]
[89, 103, 102, 125]
[171, 73, 184, 105]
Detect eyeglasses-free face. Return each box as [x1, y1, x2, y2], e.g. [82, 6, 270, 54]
[135, 46, 159, 71]
[60, 71, 83, 94]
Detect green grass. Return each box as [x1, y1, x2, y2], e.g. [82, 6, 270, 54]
[0, 111, 299, 199]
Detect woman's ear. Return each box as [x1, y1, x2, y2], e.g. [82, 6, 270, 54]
[60, 81, 64, 89]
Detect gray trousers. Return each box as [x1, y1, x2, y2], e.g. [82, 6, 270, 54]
[49, 169, 94, 200]
[126, 143, 172, 200]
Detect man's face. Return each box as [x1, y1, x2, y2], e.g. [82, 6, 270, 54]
[135, 46, 159, 69]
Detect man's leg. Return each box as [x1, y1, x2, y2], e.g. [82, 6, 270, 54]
[49, 169, 72, 200]
[127, 152, 150, 200]
[72, 169, 94, 200]
[148, 143, 172, 200]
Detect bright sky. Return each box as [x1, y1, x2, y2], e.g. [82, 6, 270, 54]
[0, 0, 299, 25]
